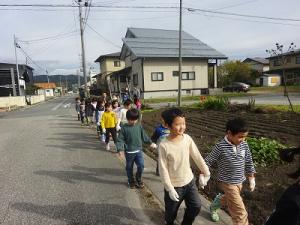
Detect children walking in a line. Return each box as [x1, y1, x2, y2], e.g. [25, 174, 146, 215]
[75, 97, 81, 121]
[95, 99, 105, 141]
[116, 108, 156, 189]
[205, 117, 256, 225]
[101, 102, 118, 150]
[151, 110, 170, 176]
[117, 99, 132, 128]
[79, 99, 86, 125]
[158, 108, 210, 225]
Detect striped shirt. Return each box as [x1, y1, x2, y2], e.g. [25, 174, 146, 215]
[205, 136, 256, 184]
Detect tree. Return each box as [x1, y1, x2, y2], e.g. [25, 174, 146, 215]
[218, 60, 252, 86]
[266, 42, 296, 112]
[25, 84, 40, 95]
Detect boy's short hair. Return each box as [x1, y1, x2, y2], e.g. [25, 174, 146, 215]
[163, 108, 185, 127]
[123, 99, 132, 107]
[161, 109, 169, 122]
[112, 100, 119, 106]
[126, 108, 139, 121]
[226, 117, 248, 135]
[105, 102, 112, 108]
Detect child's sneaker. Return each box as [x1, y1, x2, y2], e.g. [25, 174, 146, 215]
[105, 144, 110, 151]
[210, 193, 222, 222]
[128, 182, 136, 189]
[136, 181, 145, 189]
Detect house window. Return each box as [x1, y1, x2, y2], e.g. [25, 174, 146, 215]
[151, 72, 164, 81]
[296, 56, 300, 64]
[273, 60, 280, 66]
[186, 90, 191, 94]
[173, 71, 195, 80]
[133, 74, 138, 86]
[182, 72, 195, 80]
[286, 57, 291, 63]
[114, 61, 121, 67]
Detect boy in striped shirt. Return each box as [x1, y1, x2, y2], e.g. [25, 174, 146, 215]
[205, 117, 256, 225]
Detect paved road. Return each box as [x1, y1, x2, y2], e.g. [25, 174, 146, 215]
[230, 93, 300, 105]
[0, 97, 160, 225]
[148, 93, 300, 108]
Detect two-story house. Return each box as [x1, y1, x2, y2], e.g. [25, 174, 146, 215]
[0, 62, 34, 96]
[243, 57, 269, 73]
[108, 27, 227, 99]
[267, 49, 300, 85]
[94, 52, 125, 94]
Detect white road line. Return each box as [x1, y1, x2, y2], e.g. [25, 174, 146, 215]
[51, 97, 71, 111]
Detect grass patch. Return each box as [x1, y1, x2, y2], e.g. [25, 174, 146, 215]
[251, 85, 300, 93]
[142, 93, 252, 104]
[255, 104, 300, 113]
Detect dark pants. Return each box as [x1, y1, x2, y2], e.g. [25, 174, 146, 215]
[164, 179, 201, 225]
[125, 151, 144, 184]
[105, 127, 117, 144]
[80, 112, 85, 124]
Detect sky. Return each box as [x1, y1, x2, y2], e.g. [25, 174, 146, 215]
[1, 0, 300, 76]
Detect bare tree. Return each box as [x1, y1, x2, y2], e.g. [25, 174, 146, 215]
[266, 42, 296, 112]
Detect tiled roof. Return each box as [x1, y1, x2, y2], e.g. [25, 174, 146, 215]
[94, 52, 121, 62]
[34, 82, 56, 89]
[243, 57, 269, 64]
[121, 28, 226, 59]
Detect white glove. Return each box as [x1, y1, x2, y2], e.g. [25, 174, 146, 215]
[102, 128, 106, 133]
[249, 177, 255, 192]
[97, 122, 100, 126]
[150, 143, 157, 149]
[168, 188, 179, 202]
[116, 125, 121, 131]
[199, 174, 210, 189]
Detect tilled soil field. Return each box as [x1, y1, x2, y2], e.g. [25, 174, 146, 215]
[142, 107, 300, 225]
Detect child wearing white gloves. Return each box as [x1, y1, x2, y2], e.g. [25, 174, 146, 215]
[205, 117, 256, 225]
[158, 108, 210, 225]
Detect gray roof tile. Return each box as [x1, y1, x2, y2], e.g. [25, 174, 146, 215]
[122, 28, 226, 59]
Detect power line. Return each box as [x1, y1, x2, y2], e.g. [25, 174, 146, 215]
[191, 11, 300, 27]
[1, 4, 300, 22]
[85, 23, 121, 49]
[18, 30, 78, 43]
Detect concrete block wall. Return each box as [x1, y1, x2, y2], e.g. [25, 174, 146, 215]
[29, 95, 45, 105]
[0, 96, 26, 108]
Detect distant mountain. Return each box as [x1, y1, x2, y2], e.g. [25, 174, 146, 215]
[33, 75, 89, 88]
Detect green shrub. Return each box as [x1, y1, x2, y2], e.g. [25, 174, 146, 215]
[247, 137, 286, 166]
[202, 96, 229, 111]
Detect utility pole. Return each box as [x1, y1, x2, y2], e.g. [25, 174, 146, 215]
[14, 34, 21, 96]
[77, 0, 88, 97]
[77, 69, 81, 93]
[10, 68, 17, 96]
[46, 70, 49, 83]
[65, 76, 68, 92]
[177, 0, 183, 106]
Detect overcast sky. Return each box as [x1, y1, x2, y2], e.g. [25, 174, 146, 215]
[1, 0, 300, 75]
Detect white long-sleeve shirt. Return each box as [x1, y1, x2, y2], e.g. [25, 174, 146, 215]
[158, 134, 210, 191]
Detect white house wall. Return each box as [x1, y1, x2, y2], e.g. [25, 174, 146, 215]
[143, 58, 208, 95]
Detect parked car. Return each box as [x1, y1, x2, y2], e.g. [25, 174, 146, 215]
[223, 82, 250, 92]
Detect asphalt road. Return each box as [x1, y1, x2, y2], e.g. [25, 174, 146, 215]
[148, 93, 300, 108]
[0, 97, 159, 225]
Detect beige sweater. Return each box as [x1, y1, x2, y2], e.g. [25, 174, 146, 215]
[158, 134, 210, 191]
